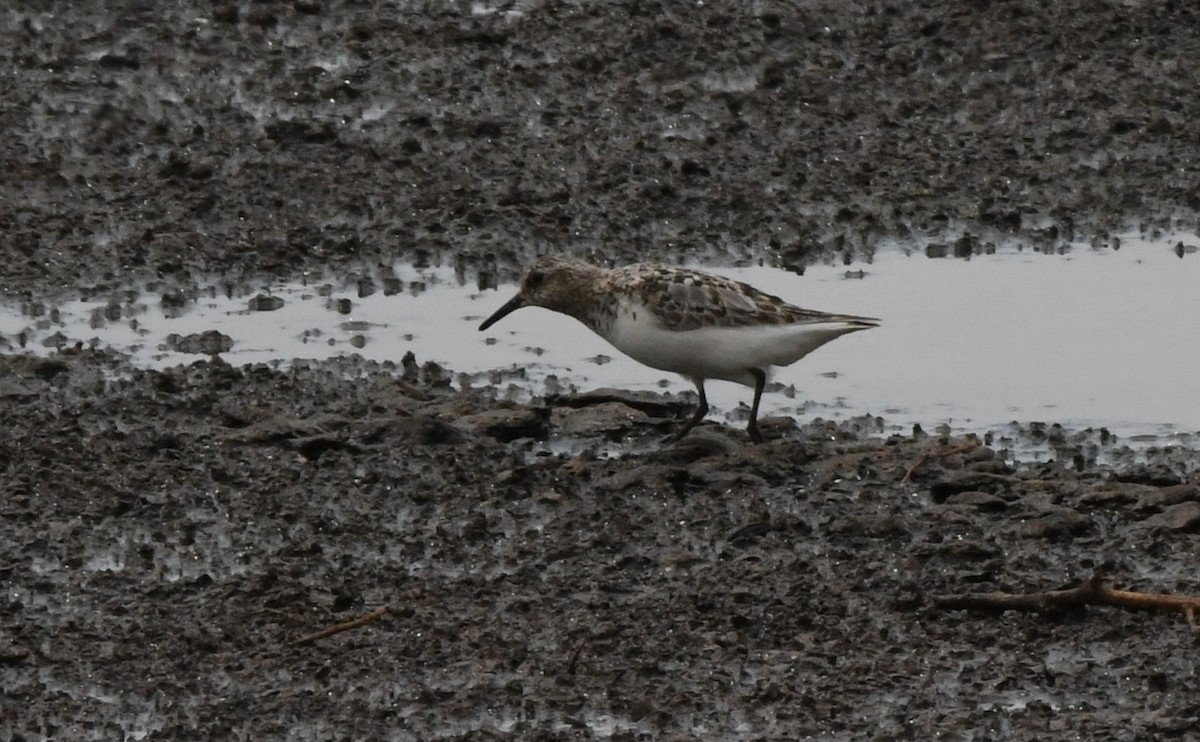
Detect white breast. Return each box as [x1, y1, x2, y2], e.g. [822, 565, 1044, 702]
[601, 303, 868, 387]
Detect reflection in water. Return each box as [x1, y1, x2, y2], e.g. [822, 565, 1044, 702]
[1, 234, 1198, 441]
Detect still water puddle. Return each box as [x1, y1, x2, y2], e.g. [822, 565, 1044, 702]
[2, 234, 1198, 443]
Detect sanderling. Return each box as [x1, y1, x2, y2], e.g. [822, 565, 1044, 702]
[479, 255, 878, 443]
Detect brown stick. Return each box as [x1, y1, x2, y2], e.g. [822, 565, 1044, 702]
[934, 573, 1200, 628]
[292, 606, 390, 646]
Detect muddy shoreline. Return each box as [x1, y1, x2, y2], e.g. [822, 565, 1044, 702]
[5, 2, 1200, 739]
[5, 1, 1200, 297]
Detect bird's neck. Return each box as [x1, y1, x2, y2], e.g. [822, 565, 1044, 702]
[554, 265, 618, 337]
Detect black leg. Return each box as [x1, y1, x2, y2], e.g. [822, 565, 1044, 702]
[746, 368, 766, 443]
[668, 379, 709, 442]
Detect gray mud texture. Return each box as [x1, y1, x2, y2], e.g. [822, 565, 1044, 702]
[4, 2, 1200, 740]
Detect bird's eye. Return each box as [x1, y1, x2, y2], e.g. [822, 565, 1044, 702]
[527, 270, 545, 289]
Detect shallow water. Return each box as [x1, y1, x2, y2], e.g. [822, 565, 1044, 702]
[2, 234, 1198, 441]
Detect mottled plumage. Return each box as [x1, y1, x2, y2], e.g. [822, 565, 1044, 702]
[616, 262, 867, 331]
[480, 255, 878, 443]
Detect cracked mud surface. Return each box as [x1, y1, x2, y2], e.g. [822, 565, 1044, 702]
[4, 2, 1200, 739]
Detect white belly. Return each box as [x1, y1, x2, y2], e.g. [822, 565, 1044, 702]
[602, 308, 867, 387]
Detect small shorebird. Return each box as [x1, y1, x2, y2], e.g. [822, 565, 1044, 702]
[479, 255, 878, 443]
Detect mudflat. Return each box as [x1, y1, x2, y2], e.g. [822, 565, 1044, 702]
[4, 2, 1200, 738]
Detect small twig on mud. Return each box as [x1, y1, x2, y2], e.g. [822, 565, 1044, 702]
[292, 606, 391, 646]
[565, 645, 583, 675]
[934, 572, 1200, 630]
[902, 439, 980, 483]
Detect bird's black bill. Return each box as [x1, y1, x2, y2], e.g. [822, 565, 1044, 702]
[478, 294, 526, 331]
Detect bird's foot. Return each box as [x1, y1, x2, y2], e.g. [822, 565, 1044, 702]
[746, 421, 765, 444]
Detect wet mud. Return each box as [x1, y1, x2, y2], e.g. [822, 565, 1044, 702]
[4, 2, 1200, 739]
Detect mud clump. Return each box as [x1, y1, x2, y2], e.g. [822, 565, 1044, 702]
[164, 330, 235, 355]
[4, 2, 1200, 739]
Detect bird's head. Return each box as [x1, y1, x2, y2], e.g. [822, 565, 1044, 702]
[478, 255, 598, 331]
